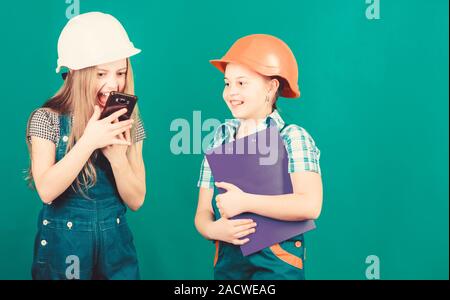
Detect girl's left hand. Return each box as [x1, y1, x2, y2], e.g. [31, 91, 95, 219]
[101, 118, 131, 165]
[215, 182, 249, 218]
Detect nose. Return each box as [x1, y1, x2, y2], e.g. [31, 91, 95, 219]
[227, 83, 240, 97]
[104, 75, 119, 91]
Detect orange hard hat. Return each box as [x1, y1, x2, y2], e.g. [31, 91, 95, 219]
[210, 34, 300, 98]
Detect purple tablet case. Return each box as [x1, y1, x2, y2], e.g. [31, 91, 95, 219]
[206, 125, 316, 256]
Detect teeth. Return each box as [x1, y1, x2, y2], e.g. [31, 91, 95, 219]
[231, 100, 243, 105]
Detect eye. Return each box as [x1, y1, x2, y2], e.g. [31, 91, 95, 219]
[97, 72, 106, 77]
[239, 81, 246, 86]
[224, 82, 230, 87]
[117, 72, 126, 76]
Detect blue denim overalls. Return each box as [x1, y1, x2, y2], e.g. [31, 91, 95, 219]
[31, 114, 140, 280]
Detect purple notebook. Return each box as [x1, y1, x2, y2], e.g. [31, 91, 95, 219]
[206, 125, 316, 256]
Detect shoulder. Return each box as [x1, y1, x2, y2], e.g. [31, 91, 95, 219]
[29, 107, 59, 126]
[27, 107, 60, 144]
[280, 124, 322, 174]
[28, 107, 59, 124]
[281, 124, 318, 146]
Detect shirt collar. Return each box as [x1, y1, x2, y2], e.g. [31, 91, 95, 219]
[223, 109, 285, 131]
[217, 109, 286, 144]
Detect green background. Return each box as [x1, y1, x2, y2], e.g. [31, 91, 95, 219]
[0, 0, 448, 279]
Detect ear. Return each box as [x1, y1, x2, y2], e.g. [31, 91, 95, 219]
[267, 77, 280, 101]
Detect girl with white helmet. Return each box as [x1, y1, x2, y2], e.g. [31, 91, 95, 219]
[195, 34, 323, 279]
[26, 12, 145, 279]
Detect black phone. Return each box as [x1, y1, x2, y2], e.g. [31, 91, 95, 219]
[99, 91, 138, 121]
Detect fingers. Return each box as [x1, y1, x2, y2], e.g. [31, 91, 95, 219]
[218, 209, 226, 218]
[217, 201, 225, 217]
[233, 222, 257, 239]
[215, 196, 222, 209]
[233, 228, 256, 239]
[104, 108, 128, 123]
[215, 181, 236, 191]
[216, 200, 226, 218]
[111, 138, 131, 146]
[230, 219, 254, 226]
[112, 124, 133, 137]
[110, 119, 134, 130]
[90, 105, 101, 121]
[124, 128, 131, 143]
[231, 238, 250, 246]
[117, 131, 125, 141]
[234, 222, 257, 233]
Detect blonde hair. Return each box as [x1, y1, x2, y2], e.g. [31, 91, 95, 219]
[25, 58, 142, 199]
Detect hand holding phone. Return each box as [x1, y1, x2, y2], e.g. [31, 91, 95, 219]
[99, 91, 138, 121]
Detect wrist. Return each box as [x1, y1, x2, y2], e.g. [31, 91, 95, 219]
[77, 136, 96, 154]
[242, 192, 254, 213]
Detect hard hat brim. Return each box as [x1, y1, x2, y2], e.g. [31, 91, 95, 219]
[209, 58, 300, 98]
[56, 47, 141, 73]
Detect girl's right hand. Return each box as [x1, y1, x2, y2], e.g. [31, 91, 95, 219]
[208, 218, 257, 245]
[82, 105, 134, 151]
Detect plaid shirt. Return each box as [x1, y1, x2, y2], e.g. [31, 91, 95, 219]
[197, 110, 321, 189]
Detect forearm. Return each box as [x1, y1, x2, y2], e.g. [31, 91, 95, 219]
[243, 193, 322, 221]
[110, 157, 146, 211]
[195, 210, 216, 240]
[37, 137, 94, 203]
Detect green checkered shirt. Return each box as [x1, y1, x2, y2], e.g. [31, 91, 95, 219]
[197, 110, 321, 189]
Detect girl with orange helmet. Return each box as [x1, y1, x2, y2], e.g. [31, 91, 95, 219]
[195, 34, 323, 279]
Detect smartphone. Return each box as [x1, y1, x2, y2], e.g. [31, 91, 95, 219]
[99, 91, 138, 121]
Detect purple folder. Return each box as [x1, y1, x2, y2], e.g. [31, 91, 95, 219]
[206, 125, 316, 256]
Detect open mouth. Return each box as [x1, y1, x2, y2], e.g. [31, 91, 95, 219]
[97, 91, 111, 108]
[229, 99, 244, 108]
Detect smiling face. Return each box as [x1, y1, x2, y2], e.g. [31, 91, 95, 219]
[223, 63, 279, 120]
[95, 59, 128, 109]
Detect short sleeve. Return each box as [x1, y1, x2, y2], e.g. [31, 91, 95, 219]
[282, 125, 321, 175]
[134, 118, 147, 143]
[27, 108, 57, 144]
[197, 156, 215, 189]
[196, 124, 226, 189]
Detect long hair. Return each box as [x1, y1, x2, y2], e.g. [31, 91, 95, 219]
[25, 58, 142, 199]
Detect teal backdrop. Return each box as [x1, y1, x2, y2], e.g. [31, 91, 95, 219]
[0, 0, 448, 279]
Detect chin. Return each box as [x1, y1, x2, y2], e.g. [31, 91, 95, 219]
[229, 110, 244, 119]
[231, 108, 256, 120]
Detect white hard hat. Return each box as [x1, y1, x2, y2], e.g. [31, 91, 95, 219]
[56, 12, 141, 73]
